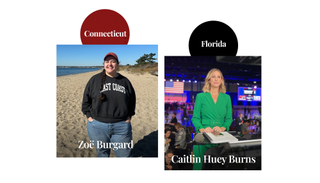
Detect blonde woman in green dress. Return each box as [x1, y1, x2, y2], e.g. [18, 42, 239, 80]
[191, 68, 233, 170]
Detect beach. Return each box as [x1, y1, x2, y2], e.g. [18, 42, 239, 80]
[56, 70, 158, 157]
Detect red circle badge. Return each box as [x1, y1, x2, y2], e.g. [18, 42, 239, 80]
[80, 9, 130, 45]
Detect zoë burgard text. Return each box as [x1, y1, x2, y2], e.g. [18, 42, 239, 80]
[78, 140, 133, 151]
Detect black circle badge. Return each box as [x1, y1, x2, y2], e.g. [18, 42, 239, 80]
[189, 21, 238, 56]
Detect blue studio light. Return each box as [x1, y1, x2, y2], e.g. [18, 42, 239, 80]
[247, 79, 261, 82]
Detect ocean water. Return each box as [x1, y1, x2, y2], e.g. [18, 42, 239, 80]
[57, 68, 102, 77]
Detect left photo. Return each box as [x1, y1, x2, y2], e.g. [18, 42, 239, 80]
[56, 45, 158, 157]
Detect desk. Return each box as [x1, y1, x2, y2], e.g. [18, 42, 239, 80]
[202, 139, 261, 170]
[192, 133, 261, 170]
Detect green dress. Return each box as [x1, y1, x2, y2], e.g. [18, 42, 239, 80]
[191, 92, 233, 170]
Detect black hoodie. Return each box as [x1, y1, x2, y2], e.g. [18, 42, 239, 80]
[82, 72, 136, 123]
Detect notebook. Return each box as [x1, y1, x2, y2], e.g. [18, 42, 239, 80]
[203, 131, 238, 144]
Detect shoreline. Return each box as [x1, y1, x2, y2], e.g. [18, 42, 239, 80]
[56, 68, 103, 77]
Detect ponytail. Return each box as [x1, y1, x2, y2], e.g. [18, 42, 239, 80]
[99, 69, 106, 100]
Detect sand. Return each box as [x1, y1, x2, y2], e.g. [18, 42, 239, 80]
[56, 70, 158, 157]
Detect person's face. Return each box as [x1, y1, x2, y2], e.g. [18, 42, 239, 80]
[165, 153, 173, 164]
[240, 114, 243, 118]
[165, 131, 171, 138]
[172, 113, 176, 118]
[104, 56, 118, 75]
[209, 71, 223, 88]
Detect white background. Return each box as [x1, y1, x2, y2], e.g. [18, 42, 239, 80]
[1, 0, 319, 182]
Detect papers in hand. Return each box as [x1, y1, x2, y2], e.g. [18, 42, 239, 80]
[203, 132, 238, 144]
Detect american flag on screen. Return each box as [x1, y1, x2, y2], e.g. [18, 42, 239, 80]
[165, 81, 184, 94]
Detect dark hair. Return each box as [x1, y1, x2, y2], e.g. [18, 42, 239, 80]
[165, 149, 174, 156]
[165, 125, 171, 130]
[165, 129, 171, 134]
[99, 69, 106, 100]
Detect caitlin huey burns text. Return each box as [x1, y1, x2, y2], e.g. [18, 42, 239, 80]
[172, 154, 256, 165]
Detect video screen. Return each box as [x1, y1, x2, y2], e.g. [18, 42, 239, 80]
[238, 87, 261, 102]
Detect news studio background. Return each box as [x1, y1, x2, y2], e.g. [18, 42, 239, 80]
[164, 56, 261, 170]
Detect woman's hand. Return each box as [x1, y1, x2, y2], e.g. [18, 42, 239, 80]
[212, 126, 222, 133]
[126, 116, 131, 123]
[200, 127, 214, 133]
[88, 117, 93, 122]
[212, 126, 226, 133]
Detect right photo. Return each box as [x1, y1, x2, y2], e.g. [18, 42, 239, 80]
[164, 56, 261, 170]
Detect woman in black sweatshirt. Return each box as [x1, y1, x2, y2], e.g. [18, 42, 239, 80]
[82, 52, 136, 157]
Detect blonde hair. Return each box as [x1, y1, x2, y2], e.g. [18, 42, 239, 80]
[175, 123, 183, 129]
[202, 68, 226, 93]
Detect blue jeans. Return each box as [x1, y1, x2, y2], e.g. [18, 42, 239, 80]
[87, 119, 133, 157]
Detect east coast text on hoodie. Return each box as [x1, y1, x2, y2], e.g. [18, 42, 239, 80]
[82, 73, 136, 123]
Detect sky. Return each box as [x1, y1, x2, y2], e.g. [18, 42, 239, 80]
[56, 45, 158, 66]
